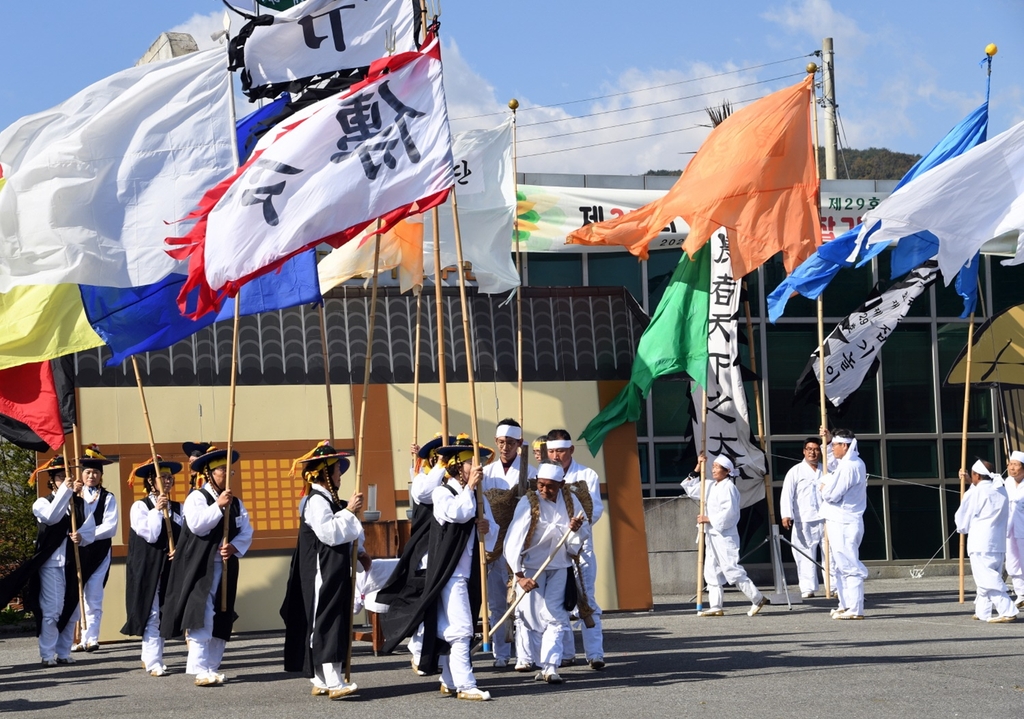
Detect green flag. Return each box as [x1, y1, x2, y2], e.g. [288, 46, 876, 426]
[580, 244, 710, 454]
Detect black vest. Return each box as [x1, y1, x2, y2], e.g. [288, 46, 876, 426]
[120, 497, 182, 637]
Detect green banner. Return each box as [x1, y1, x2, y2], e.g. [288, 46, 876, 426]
[256, 0, 305, 10]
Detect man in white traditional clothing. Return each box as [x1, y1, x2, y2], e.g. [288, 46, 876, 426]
[819, 428, 868, 620]
[956, 459, 1018, 623]
[692, 454, 768, 617]
[546, 429, 606, 670]
[482, 419, 536, 668]
[504, 461, 588, 685]
[1001, 451, 1024, 608]
[780, 437, 826, 598]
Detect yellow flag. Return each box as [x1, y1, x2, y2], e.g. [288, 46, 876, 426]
[317, 217, 425, 295]
[0, 284, 104, 370]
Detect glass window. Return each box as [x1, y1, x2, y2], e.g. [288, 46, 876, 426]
[942, 439, 997, 478]
[765, 326, 821, 435]
[991, 257, 1024, 314]
[881, 324, 935, 433]
[861, 486, 887, 560]
[770, 440, 808, 482]
[654, 441, 695, 486]
[856, 439, 882, 479]
[743, 272, 760, 319]
[935, 260, 986, 318]
[587, 253, 642, 302]
[635, 400, 649, 438]
[763, 255, 815, 318]
[651, 379, 691, 437]
[937, 323, 993, 433]
[889, 484, 943, 560]
[876, 250, 931, 318]
[886, 440, 938, 479]
[526, 253, 582, 286]
[637, 442, 649, 485]
[823, 261, 874, 319]
[646, 249, 684, 313]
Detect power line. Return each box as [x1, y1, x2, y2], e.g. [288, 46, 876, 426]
[517, 94, 767, 144]
[450, 52, 813, 122]
[518, 72, 805, 129]
[518, 123, 706, 158]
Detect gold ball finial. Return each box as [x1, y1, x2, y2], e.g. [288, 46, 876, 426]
[985, 43, 998, 57]
[806, 62, 818, 75]
[508, 98, 520, 110]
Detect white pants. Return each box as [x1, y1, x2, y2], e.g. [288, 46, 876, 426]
[561, 543, 604, 661]
[39, 565, 80, 661]
[437, 576, 476, 691]
[704, 530, 763, 610]
[185, 560, 227, 677]
[312, 663, 345, 689]
[791, 521, 824, 594]
[486, 561, 511, 661]
[826, 518, 868, 615]
[81, 551, 110, 646]
[1005, 535, 1024, 600]
[408, 623, 423, 663]
[516, 568, 568, 675]
[141, 582, 165, 672]
[969, 552, 1019, 620]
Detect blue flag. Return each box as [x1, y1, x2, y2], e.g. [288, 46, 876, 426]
[80, 97, 321, 366]
[767, 101, 989, 322]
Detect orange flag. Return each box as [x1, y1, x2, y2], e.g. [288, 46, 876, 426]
[567, 75, 820, 277]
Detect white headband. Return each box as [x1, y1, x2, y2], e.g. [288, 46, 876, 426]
[537, 463, 565, 481]
[972, 460, 996, 479]
[1011, 451, 1024, 463]
[546, 439, 572, 449]
[713, 455, 738, 476]
[831, 436, 853, 445]
[495, 424, 523, 440]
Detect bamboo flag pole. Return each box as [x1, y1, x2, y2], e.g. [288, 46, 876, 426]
[432, 207, 450, 440]
[318, 305, 336, 445]
[741, 283, 774, 524]
[959, 313, 976, 603]
[695, 390, 709, 612]
[509, 98, 528, 492]
[346, 226, 383, 685]
[130, 357, 175, 553]
[65, 427, 87, 633]
[220, 300, 241, 612]
[412, 290, 423, 452]
[808, 60, 832, 600]
[451, 188, 491, 651]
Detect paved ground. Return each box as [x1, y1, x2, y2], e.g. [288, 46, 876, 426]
[2, 576, 1023, 718]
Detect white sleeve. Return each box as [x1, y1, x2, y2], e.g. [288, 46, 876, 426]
[432, 484, 478, 524]
[779, 467, 797, 519]
[585, 469, 604, 525]
[821, 464, 856, 504]
[565, 495, 591, 555]
[93, 492, 119, 542]
[228, 500, 253, 557]
[481, 495, 497, 554]
[304, 494, 364, 547]
[33, 484, 71, 525]
[955, 486, 975, 534]
[502, 498, 533, 574]
[412, 464, 446, 504]
[76, 504, 96, 546]
[130, 500, 165, 544]
[184, 490, 223, 537]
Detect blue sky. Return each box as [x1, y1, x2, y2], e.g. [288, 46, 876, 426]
[2, 0, 1022, 174]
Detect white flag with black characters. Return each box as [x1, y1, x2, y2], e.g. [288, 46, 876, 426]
[805, 261, 939, 408]
[235, 0, 419, 97]
[690, 230, 767, 509]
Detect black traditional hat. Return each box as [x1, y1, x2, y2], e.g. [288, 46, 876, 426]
[29, 455, 66, 487]
[78, 444, 115, 470]
[291, 441, 352, 479]
[133, 455, 184, 479]
[436, 433, 495, 465]
[190, 446, 240, 472]
[182, 441, 213, 459]
[417, 433, 456, 460]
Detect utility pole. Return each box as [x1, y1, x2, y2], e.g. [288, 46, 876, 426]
[822, 37, 839, 180]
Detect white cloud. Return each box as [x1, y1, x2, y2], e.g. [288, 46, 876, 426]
[762, 0, 867, 55]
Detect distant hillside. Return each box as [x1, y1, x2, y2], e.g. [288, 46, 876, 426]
[646, 147, 922, 181]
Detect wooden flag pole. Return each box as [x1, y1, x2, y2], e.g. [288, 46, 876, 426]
[510, 98, 528, 492]
[817, 296, 832, 600]
[451, 188, 491, 651]
[318, 304, 336, 445]
[695, 390, 709, 612]
[346, 226, 383, 685]
[131, 356, 176, 553]
[432, 207, 450, 440]
[221, 300, 241, 613]
[959, 312, 976, 603]
[64, 427, 88, 633]
[412, 290, 423, 451]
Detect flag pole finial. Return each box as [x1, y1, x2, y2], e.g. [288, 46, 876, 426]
[508, 98, 519, 111]
[806, 62, 818, 75]
[985, 43, 998, 57]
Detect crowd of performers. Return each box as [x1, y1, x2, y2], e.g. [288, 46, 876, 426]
[7, 420, 1022, 698]
[0, 420, 606, 701]
[695, 427, 1024, 623]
